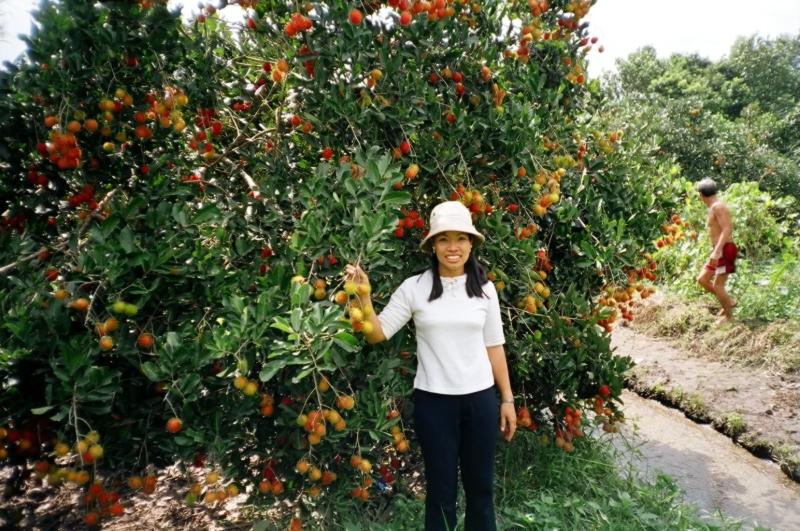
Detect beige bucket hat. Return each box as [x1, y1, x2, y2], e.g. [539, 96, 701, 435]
[419, 201, 485, 253]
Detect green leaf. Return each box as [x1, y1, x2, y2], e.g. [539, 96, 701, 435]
[52, 368, 71, 383]
[260, 359, 287, 382]
[194, 204, 221, 224]
[271, 317, 294, 335]
[101, 215, 121, 238]
[344, 178, 358, 199]
[178, 373, 202, 395]
[580, 240, 596, 259]
[256, 292, 269, 323]
[140, 362, 160, 381]
[172, 203, 188, 226]
[366, 159, 382, 181]
[520, 244, 538, 259]
[333, 332, 360, 352]
[31, 406, 54, 415]
[290, 308, 302, 331]
[332, 350, 346, 367]
[89, 226, 105, 245]
[379, 191, 412, 206]
[235, 238, 247, 256]
[334, 332, 359, 346]
[167, 332, 181, 349]
[119, 226, 134, 254]
[60, 347, 87, 375]
[292, 367, 314, 383]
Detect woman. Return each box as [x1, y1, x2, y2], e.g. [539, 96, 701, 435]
[344, 200, 516, 531]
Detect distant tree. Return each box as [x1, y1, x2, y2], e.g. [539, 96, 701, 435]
[721, 35, 800, 116]
[610, 46, 664, 99]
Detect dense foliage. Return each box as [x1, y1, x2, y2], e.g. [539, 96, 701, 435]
[604, 35, 800, 202]
[0, 0, 676, 524]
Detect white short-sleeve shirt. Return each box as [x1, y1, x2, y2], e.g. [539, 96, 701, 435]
[377, 269, 506, 395]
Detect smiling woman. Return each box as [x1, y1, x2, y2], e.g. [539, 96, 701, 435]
[433, 231, 471, 274]
[344, 200, 516, 530]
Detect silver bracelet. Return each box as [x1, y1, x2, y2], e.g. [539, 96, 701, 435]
[500, 398, 514, 404]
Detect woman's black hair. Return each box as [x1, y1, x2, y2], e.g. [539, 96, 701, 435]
[419, 234, 490, 302]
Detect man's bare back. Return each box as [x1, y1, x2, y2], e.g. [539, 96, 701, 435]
[706, 202, 734, 251]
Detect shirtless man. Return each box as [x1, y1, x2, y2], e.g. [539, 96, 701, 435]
[695, 178, 738, 321]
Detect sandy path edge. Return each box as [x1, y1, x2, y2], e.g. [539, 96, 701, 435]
[611, 324, 800, 483]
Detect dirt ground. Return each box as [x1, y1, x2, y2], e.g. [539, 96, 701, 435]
[630, 292, 800, 375]
[0, 464, 255, 531]
[613, 320, 800, 481]
[1, 453, 418, 530]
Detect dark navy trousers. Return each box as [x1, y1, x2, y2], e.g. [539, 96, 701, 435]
[413, 385, 498, 531]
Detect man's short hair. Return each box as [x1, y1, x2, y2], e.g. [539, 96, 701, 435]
[696, 178, 718, 198]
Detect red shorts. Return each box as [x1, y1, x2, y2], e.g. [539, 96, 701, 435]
[705, 242, 738, 274]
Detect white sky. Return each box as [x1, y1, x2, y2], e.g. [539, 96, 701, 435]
[1, 0, 798, 77]
[585, 0, 800, 77]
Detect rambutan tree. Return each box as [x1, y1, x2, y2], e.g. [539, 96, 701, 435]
[0, 0, 680, 524]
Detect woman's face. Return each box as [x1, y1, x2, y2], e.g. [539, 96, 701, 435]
[433, 231, 472, 276]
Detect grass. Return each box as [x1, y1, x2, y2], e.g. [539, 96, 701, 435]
[252, 431, 764, 531]
[687, 394, 708, 418]
[628, 376, 714, 424]
[724, 412, 746, 435]
[489, 431, 746, 531]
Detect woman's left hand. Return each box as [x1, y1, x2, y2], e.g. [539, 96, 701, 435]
[500, 403, 517, 441]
